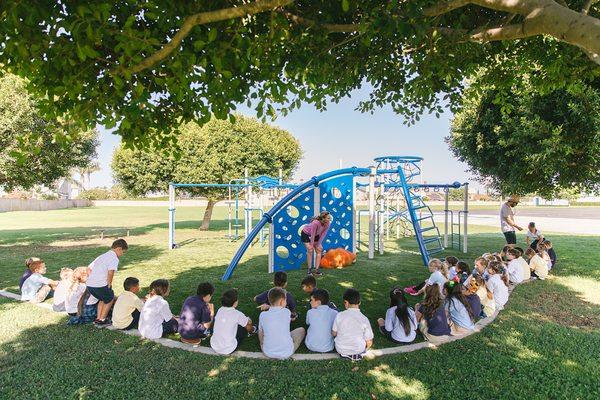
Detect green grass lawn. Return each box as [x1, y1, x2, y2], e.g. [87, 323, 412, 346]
[1, 206, 599, 399]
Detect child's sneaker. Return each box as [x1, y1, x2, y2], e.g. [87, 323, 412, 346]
[340, 353, 363, 362]
[312, 270, 323, 277]
[94, 319, 110, 326]
[403, 286, 418, 296]
[248, 326, 258, 336]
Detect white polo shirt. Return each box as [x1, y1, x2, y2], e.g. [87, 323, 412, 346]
[87, 250, 119, 288]
[332, 308, 374, 356]
[139, 295, 173, 339]
[211, 307, 250, 355]
[486, 274, 509, 310]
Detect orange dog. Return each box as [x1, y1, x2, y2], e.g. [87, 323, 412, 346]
[319, 248, 357, 269]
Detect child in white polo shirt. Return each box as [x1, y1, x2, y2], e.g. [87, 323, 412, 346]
[210, 289, 256, 355]
[332, 288, 374, 361]
[258, 287, 305, 359]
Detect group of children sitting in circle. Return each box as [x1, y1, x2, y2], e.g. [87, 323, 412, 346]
[17, 224, 556, 361]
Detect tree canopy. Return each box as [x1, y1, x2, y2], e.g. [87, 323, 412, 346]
[448, 78, 600, 197]
[0, 73, 98, 191]
[1, 1, 599, 148]
[111, 115, 302, 228]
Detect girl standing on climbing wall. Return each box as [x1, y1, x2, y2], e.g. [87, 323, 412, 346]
[301, 211, 332, 276]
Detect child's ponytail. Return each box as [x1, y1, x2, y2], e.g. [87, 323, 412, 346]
[390, 288, 412, 336]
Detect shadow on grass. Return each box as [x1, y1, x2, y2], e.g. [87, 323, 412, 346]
[1, 275, 599, 399]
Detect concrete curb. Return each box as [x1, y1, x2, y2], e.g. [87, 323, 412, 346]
[0, 284, 520, 361]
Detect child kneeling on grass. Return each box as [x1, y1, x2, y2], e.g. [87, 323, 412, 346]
[86, 239, 128, 326]
[444, 281, 475, 335]
[377, 288, 417, 345]
[112, 277, 145, 330]
[179, 282, 215, 345]
[415, 284, 451, 345]
[52, 267, 73, 312]
[254, 271, 298, 320]
[210, 289, 256, 355]
[332, 288, 374, 361]
[139, 279, 178, 339]
[258, 287, 305, 359]
[20, 259, 57, 304]
[305, 289, 338, 353]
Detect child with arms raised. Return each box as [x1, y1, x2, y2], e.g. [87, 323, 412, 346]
[179, 282, 215, 344]
[139, 279, 178, 339]
[112, 277, 145, 330]
[332, 288, 374, 361]
[258, 288, 305, 359]
[87, 239, 128, 325]
[377, 288, 417, 344]
[210, 289, 256, 355]
[305, 288, 338, 353]
[20, 259, 57, 303]
[415, 284, 451, 345]
[254, 271, 297, 320]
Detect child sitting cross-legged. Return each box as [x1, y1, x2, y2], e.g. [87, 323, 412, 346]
[485, 261, 509, 311]
[65, 267, 99, 325]
[526, 248, 549, 280]
[415, 284, 451, 345]
[20, 259, 58, 304]
[178, 282, 215, 345]
[210, 289, 256, 355]
[254, 271, 297, 320]
[52, 267, 74, 312]
[139, 279, 178, 339]
[301, 275, 338, 311]
[19, 257, 41, 291]
[305, 288, 338, 353]
[376, 288, 417, 345]
[332, 288, 374, 361]
[506, 248, 530, 284]
[112, 277, 145, 330]
[404, 258, 447, 296]
[258, 287, 306, 359]
[443, 281, 475, 335]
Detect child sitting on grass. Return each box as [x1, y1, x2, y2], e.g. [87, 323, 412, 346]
[139, 279, 178, 339]
[19, 257, 41, 291]
[305, 288, 338, 353]
[87, 239, 128, 326]
[210, 289, 256, 355]
[377, 288, 417, 345]
[258, 287, 306, 359]
[506, 248, 529, 284]
[537, 242, 553, 271]
[52, 267, 73, 312]
[415, 284, 451, 345]
[444, 281, 475, 335]
[254, 271, 297, 320]
[544, 240, 557, 269]
[179, 282, 215, 345]
[20, 259, 57, 303]
[301, 275, 338, 310]
[485, 261, 509, 311]
[472, 275, 495, 317]
[404, 258, 447, 296]
[66, 267, 99, 325]
[445, 256, 459, 280]
[112, 277, 145, 330]
[461, 279, 482, 319]
[455, 261, 470, 284]
[332, 288, 374, 361]
[526, 248, 549, 280]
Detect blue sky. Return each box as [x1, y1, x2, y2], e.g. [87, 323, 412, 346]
[90, 88, 479, 190]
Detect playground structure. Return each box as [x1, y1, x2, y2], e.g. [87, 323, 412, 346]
[167, 169, 294, 250]
[218, 156, 469, 281]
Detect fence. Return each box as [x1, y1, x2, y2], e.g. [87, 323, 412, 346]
[0, 199, 91, 212]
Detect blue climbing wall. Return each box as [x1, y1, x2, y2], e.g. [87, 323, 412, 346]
[271, 175, 354, 272]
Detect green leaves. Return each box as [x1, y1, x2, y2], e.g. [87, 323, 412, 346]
[342, 0, 350, 12]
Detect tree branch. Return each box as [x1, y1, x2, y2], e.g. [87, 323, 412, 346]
[120, 0, 294, 75]
[470, 23, 529, 42]
[582, 0, 598, 14]
[281, 11, 360, 32]
[423, 0, 471, 17]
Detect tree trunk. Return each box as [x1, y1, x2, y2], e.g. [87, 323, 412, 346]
[200, 199, 216, 231]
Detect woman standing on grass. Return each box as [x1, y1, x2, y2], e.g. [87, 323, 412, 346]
[301, 211, 332, 276]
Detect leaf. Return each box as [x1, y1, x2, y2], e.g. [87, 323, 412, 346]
[342, 0, 350, 12]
